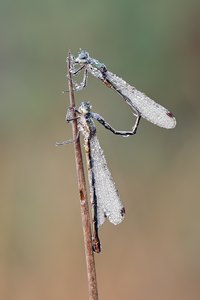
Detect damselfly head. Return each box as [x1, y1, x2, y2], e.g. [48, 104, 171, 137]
[79, 101, 92, 114]
[75, 50, 91, 64]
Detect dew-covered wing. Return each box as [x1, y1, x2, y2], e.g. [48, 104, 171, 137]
[106, 71, 176, 129]
[89, 135, 125, 228]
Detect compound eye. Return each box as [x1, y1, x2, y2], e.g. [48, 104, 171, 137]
[85, 101, 91, 111]
[79, 51, 89, 60]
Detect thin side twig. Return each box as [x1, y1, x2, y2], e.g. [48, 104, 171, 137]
[67, 50, 99, 300]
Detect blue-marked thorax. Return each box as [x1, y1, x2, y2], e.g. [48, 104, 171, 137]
[91, 59, 107, 73]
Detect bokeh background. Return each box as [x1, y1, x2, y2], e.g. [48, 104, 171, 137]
[1, 0, 200, 299]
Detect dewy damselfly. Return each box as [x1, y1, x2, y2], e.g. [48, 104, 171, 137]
[69, 50, 176, 132]
[57, 101, 127, 253]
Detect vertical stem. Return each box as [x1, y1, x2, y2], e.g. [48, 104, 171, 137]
[67, 50, 99, 300]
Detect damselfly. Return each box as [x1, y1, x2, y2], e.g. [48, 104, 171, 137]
[57, 101, 128, 252]
[69, 50, 176, 131]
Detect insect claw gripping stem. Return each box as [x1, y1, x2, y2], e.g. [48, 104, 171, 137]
[65, 106, 79, 123]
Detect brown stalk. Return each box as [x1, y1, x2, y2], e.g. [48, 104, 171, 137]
[67, 50, 99, 300]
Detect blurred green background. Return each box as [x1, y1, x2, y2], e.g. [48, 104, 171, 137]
[0, 0, 200, 299]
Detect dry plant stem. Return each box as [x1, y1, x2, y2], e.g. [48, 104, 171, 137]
[67, 51, 99, 300]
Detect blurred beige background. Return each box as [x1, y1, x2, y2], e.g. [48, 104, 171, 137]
[0, 0, 200, 299]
